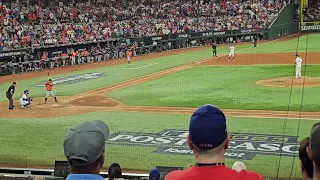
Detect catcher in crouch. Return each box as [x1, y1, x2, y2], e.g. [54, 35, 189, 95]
[19, 90, 32, 109]
[44, 79, 58, 104]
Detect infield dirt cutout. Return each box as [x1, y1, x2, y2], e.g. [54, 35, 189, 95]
[256, 76, 320, 87]
[0, 45, 319, 120]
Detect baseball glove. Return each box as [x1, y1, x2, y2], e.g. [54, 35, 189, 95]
[29, 97, 33, 102]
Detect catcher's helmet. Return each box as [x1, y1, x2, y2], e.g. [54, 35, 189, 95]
[24, 90, 29, 94]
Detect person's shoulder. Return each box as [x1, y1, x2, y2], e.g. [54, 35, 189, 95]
[165, 170, 183, 180]
[236, 170, 263, 180]
[165, 169, 191, 180]
[165, 167, 201, 180]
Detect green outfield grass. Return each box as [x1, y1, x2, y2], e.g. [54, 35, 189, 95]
[108, 65, 320, 111]
[0, 44, 251, 102]
[1, 35, 319, 103]
[1, 35, 320, 180]
[0, 111, 315, 179]
[242, 34, 320, 53]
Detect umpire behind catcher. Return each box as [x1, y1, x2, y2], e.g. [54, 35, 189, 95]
[212, 41, 217, 57]
[6, 82, 17, 110]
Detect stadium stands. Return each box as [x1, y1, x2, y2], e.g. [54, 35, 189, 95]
[303, 3, 320, 22]
[0, 0, 284, 50]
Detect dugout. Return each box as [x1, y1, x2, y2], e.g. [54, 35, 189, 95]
[172, 37, 193, 49]
[236, 32, 267, 42]
[188, 36, 202, 47]
[159, 39, 175, 51]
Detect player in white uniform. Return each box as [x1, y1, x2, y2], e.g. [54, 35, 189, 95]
[295, 54, 302, 79]
[19, 90, 31, 108]
[229, 46, 235, 61]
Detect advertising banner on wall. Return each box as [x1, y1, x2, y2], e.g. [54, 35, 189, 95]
[300, 22, 320, 32]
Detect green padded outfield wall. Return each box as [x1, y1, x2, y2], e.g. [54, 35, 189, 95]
[268, 4, 299, 39]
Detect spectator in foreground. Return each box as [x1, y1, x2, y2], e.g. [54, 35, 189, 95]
[149, 168, 160, 180]
[106, 163, 124, 180]
[299, 137, 313, 180]
[307, 123, 320, 179]
[63, 120, 109, 180]
[165, 105, 263, 180]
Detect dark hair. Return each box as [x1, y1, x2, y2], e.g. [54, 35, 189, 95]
[69, 154, 103, 174]
[299, 137, 313, 178]
[108, 163, 123, 180]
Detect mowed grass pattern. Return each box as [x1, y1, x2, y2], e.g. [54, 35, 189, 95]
[2, 34, 319, 102]
[0, 34, 320, 180]
[108, 65, 320, 111]
[0, 44, 251, 102]
[241, 34, 320, 53]
[0, 111, 315, 179]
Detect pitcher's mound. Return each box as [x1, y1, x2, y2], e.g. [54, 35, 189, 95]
[256, 77, 320, 87]
[68, 95, 121, 107]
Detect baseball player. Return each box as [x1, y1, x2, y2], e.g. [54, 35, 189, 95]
[212, 41, 217, 57]
[253, 36, 258, 47]
[19, 90, 32, 109]
[126, 49, 132, 66]
[44, 79, 58, 104]
[295, 54, 302, 79]
[229, 45, 235, 61]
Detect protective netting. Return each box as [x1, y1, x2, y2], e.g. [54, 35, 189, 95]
[0, 1, 319, 180]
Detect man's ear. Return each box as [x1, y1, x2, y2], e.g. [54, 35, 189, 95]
[307, 147, 313, 161]
[100, 152, 105, 168]
[187, 134, 193, 150]
[224, 133, 230, 150]
[300, 160, 304, 172]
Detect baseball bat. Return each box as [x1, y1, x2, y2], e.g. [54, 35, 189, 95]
[47, 72, 50, 80]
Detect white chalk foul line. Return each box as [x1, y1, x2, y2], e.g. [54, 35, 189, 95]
[67, 65, 193, 102]
[68, 34, 298, 102]
[122, 63, 159, 70]
[196, 33, 298, 64]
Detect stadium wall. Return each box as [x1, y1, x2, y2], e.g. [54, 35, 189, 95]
[268, 4, 300, 39]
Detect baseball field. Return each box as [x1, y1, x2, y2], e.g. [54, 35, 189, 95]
[0, 34, 320, 179]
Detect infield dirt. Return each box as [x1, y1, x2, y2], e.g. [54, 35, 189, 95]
[0, 44, 319, 119]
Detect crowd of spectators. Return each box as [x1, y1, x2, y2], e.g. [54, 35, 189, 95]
[294, 0, 320, 22]
[302, 2, 320, 21]
[0, 0, 284, 50]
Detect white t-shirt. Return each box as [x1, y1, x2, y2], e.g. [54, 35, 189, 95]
[229, 46, 235, 53]
[295, 57, 302, 67]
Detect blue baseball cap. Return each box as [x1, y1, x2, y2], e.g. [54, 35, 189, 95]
[189, 105, 227, 149]
[149, 168, 160, 180]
